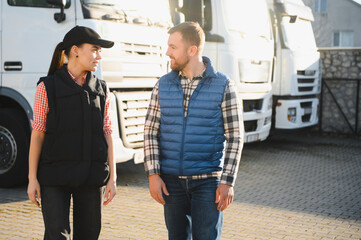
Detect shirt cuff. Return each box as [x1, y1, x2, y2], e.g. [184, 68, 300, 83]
[146, 168, 161, 177]
[31, 120, 46, 133]
[104, 128, 113, 135]
[144, 158, 161, 176]
[220, 173, 236, 186]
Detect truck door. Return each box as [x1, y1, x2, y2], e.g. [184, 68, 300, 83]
[2, 0, 76, 107]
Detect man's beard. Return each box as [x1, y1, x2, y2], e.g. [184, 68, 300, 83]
[170, 57, 190, 71]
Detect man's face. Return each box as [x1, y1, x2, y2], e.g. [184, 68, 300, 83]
[166, 32, 190, 71]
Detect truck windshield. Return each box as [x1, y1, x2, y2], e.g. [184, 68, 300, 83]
[223, 0, 272, 40]
[281, 16, 317, 50]
[82, 0, 172, 28]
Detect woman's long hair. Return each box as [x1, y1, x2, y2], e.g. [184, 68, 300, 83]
[47, 42, 66, 76]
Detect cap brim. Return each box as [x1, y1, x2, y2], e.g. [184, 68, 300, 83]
[92, 39, 114, 48]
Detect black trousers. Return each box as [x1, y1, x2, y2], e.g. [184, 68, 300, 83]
[40, 185, 104, 240]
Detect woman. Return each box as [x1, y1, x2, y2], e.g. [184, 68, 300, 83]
[27, 26, 117, 240]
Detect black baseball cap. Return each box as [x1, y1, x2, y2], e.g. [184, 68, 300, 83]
[60, 25, 114, 50]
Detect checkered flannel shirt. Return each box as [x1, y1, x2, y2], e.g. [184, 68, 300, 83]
[144, 70, 244, 186]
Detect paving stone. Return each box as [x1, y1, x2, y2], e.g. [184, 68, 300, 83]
[0, 131, 361, 239]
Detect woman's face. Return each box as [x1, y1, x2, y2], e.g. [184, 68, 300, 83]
[75, 43, 102, 72]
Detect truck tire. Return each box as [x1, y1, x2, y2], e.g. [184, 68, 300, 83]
[0, 109, 29, 187]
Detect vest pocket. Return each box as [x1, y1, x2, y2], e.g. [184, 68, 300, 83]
[91, 134, 108, 162]
[41, 132, 83, 164]
[40, 133, 56, 163]
[90, 94, 108, 162]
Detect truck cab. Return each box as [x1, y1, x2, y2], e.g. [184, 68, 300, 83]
[170, 0, 274, 143]
[0, 0, 171, 187]
[268, 0, 321, 129]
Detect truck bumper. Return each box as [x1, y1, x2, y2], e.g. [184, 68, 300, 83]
[275, 97, 319, 129]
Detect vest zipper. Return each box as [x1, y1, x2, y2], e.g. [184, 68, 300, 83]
[179, 77, 207, 176]
[180, 116, 186, 176]
[179, 82, 186, 176]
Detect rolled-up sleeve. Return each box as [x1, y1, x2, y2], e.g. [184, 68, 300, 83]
[31, 82, 49, 133]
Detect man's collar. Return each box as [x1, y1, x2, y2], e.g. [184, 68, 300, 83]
[179, 65, 206, 80]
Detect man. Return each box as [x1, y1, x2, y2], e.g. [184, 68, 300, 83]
[144, 22, 244, 240]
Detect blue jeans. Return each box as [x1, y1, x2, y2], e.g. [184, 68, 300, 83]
[161, 174, 223, 240]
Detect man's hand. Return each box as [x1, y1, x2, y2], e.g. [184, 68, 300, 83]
[103, 180, 116, 206]
[148, 174, 169, 205]
[215, 183, 234, 211]
[27, 179, 41, 207]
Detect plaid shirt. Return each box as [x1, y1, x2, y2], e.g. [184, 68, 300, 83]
[144, 70, 244, 186]
[31, 71, 112, 135]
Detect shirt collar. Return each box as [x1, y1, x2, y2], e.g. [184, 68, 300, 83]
[67, 70, 87, 83]
[179, 63, 207, 80]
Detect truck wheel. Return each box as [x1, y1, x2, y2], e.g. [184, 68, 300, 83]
[0, 109, 29, 187]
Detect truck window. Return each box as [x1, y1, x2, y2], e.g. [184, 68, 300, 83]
[178, 0, 212, 31]
[81, 0, 171, 28]
[8, 0, 70, 8]
[281, 16, 317, 50]
[223, 0, 272, 40]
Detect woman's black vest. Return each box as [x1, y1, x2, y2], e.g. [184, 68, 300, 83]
[37, 66, 109, 187]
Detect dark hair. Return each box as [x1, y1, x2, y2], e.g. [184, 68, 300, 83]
[47, 43, 77, 76]
[48, 43, 65, 76]
[168, 22, 205, 53]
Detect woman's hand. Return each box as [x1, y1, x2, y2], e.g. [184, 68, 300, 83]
[27, 179, 41, 207]
[103, 180, 116, 206]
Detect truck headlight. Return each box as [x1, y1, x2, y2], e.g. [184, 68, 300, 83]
[267, 97, 273, 110]
[287, 107, 297, 122]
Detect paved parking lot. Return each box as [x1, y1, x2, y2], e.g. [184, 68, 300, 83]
[1, 130, 361, 239]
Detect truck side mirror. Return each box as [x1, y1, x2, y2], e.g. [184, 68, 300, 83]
[177, 0, 183, 8]
[169, 0, 185, 25]
[173, 11, 185, 25]
[46, 0, 66, 23]
[289, 15, 297, 23]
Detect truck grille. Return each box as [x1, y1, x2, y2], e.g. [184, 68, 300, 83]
[243, 99, 263, 112]
[121, 42, 162, 56]
[298, 86, 314, 92]
[244, 120, 258, 132]
[300, 101, 312, 123]
[101, 41, 167, 82]
[102, 41, 167, 149]
[296, 69, 317, 94]
[115, 91, 152, 148]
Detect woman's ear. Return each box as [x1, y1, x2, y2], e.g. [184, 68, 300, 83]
[70, 45, 79, 58]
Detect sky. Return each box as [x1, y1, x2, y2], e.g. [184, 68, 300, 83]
[353, 0, 361, 5]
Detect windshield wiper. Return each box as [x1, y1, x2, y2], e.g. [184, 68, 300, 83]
[86, 2, 114, 6]
[102, 13, 126, 21]
[133, 16, 148, 25]
[259, 35, 270, 41]
[152, 20, 171, 28]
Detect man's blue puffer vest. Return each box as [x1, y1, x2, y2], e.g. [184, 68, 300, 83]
[159, 57, 229, 176]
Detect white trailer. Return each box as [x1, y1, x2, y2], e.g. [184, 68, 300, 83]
[268, 0, 321, 129]
[170, 0, 274, 143]
[0, 0, 171, 187]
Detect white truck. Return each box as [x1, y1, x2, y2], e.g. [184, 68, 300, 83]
[169, 0, 274, 143]
[267, 0, 321, 129]
[0, 0, 171, 187]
